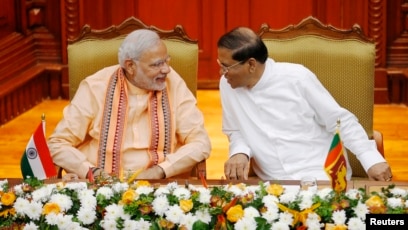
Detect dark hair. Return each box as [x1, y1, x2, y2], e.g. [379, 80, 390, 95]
[217, 27, 268, 64]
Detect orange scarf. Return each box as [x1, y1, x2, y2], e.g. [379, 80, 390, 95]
[97, 68, 173, 175]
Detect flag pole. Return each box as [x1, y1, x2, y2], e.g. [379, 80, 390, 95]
[336, 118, 340, 131]
[325, 117, 347, 193]
[21, 113, 57, 180]
[41, 113, 46, 136]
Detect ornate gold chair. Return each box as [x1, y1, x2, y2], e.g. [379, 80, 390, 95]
[256, 16, 384, 178]
[63, 17, 205, 179]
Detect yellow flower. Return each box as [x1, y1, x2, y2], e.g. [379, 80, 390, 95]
[121, 189, 137, 204]
[1, 191, 16, 206]
[139, 204, 153, 215]
[365, 195, 383, 206]
[365, 195, 386, 214]
[0, 208, 16, 218]
[179, 199, 193, 213]
[240, 193, 254, 205]
[227, 183, 246, 191]
[226, 204, 244, 223]
[236, 183, 246, 190]
[325, 223, 347, 230]
[127, 168, 145, 184]
[278, 202, 320, 227]
[266, 184, 284, 196]
[56, 182, 66, 190]
[159, 218, 175, 229]
[43, 203, 61, 215]
[135, 180, 150, 188]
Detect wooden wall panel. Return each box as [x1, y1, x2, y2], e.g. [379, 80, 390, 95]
[137, 0, 200, 32]
[387, 0, 408, 68]
[59, 0, 384, 89]
[0, 0, 16, 39]
[369, 0, 387, 68]
[325, 0, 369, 29]
[369, 0, 388, 103]
[225, 0, 250, 29]
[197, 0, 226, 87]
[1, 0, 402, 120]
[387, 0, 404, 45]
[0, 0, 63, 125]
[250, 0, 315, 29]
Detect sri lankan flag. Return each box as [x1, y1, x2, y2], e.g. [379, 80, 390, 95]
[20, 122, 57, 180]
[324, 131, 347, 192]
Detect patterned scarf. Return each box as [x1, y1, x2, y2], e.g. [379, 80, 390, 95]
[97, 67, 173, 175]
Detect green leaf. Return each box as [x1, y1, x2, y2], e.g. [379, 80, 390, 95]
[255, 217, 272, 230]
[192, 220, 210, 230]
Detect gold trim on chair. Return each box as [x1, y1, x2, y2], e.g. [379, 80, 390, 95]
[68, 17, 197, 44]
[258, 16, 373, 43]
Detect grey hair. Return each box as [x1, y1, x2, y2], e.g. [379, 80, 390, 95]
[118, 29, 161, 67]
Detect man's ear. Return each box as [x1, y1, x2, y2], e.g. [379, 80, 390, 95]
[247, 58, 257, 73]
[124, 59, 135, 75]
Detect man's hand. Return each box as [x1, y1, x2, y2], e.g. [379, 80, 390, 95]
[224, 153, 250, 180]
[89, 167, 110, 180]
[136, 166, 165, 179]
[367, 162, 393, 181]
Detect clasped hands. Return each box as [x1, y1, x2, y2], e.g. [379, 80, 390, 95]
[134, 165, 165, 179]
[367, 162, 393, 181]
[224, 153, 250, 180]
[89, 165, 165, 180]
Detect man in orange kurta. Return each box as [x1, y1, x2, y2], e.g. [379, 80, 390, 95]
[48, 30, 211, 179]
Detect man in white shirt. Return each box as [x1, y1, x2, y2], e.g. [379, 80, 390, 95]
[217, 27, 392, 181]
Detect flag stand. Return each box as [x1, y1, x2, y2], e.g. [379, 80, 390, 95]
[324, 118, 348, 193]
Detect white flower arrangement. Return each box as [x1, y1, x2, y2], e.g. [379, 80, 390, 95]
[0, 177, 407, 230]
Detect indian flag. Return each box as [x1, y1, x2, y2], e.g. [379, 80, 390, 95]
[20, 122, 57, 179]
[324, 131, 347, 193]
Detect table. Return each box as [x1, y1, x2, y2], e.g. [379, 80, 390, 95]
[4, 178, 408, 192]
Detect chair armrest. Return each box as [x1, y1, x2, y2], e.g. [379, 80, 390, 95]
[194, 160, 207, 179]
[56, 165, 64, 178]
[373, 130, 384, 157]
[248, 158, 257, 178]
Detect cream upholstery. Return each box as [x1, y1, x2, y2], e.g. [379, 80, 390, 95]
[261, 37, 375, 137]
[65, 17, 204, 179]
[258, 16, 383, 178]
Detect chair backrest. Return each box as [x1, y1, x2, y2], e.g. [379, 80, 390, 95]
[67, 17, 204, 179]
[67, 17, 198, 99]
[258, 16, 376, 178]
